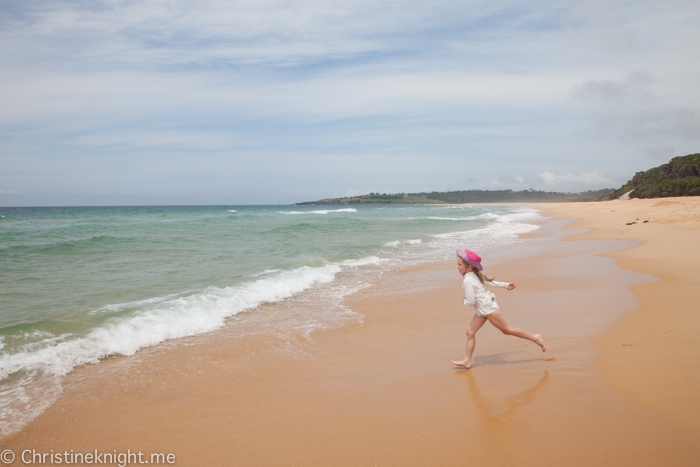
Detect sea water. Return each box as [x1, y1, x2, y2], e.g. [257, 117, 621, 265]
[0, 204, 542, 436]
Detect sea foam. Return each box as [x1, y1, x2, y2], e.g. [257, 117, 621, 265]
[281, 208, 357, 215]
[0, 263, 357, 382]
[385, 239, 422, 247]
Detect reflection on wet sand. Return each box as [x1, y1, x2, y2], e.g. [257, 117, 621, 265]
[456, 369, 549, 464]
[471, 351, 549, 367]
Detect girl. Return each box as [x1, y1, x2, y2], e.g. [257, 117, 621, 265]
[452, 249, 546, 369]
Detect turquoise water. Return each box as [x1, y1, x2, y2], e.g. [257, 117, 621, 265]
[0, 204, 540, 436]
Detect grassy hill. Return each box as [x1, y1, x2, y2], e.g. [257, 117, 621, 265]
[417, 189, 613, 203]
[608, 153, 700, 199]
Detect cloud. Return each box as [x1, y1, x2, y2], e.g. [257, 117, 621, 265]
[482, 171, 616, 192]
[643, 144, 676, 160]
[569, 69, 654, 104]
[538, 171, 612, 186]
[594, 108, 700, 143]
[1, 0, 546, 69]
[570, 66, 700, 156]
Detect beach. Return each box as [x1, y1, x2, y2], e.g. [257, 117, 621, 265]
[1, 199, 699, 465]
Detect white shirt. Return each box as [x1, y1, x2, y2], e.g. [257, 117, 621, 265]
[462, 271, 510, 317]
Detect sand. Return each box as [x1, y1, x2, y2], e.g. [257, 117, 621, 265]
[1, 197, 699, 465]
[531, 197, 700, 439]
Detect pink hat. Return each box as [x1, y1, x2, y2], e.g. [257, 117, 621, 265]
[456, 249, 483, 271]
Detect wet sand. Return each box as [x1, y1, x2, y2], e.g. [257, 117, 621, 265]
[531, 197, 700, 440]
[2, 199, 699, 465]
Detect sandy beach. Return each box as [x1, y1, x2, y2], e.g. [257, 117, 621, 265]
[2, 198, 699, 465]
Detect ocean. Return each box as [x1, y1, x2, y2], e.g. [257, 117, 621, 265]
[0, 204, 541, 437]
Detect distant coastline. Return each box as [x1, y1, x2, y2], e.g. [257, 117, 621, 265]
[295, 188, 615, 205]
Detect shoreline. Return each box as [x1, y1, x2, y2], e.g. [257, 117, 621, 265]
[1, 200, 699, 464]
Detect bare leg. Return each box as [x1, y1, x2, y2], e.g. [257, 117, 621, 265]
[452, 314, 488, 369]
[487, 311, 546, 352]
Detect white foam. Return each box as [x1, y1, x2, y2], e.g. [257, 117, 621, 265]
[90, 293, 181, 316]
[0, 263, 350, 384]
[23, 330, 53, 339]
[341, 256, 388, 268]
[0, 370, 62, 438]
[384, 238, 421, 248]
[427, 209, 542, 260]
[281, 208, 357, 215]
[252, 268, 282, 277]
[495, 208, 543, 223]
[431, 221, 540, 240]
[407, 213, 498, 221]
[429, 221, 541, 263]
[340, 256, 389, 268]
[227, 210, 237, 213]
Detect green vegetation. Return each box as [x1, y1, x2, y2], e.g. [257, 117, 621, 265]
[296, 188, 615, 205]
[418, 189, 613, 203]
[607, 153, 700, 199]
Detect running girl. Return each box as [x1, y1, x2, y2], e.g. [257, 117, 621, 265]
[452, 249, 546, 369]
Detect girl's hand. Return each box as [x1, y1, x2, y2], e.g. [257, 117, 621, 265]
[507, 283, 516, 290]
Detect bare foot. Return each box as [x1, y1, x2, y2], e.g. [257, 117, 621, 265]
[452, 359, 472, 369]
[534, 334, 546, 352]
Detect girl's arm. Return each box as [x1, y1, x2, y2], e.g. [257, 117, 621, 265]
[462, 278, 476, 306]
[486, 280, 516, 290]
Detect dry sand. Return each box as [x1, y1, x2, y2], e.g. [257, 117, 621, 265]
[1, 198, 699, 465]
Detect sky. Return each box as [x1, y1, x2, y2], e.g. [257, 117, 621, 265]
[1, 0, 699, 205]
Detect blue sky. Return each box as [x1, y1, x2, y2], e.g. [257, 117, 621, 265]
[1, 0, 699, 205]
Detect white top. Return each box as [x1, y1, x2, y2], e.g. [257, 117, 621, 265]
[462, 271, 510, 317]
